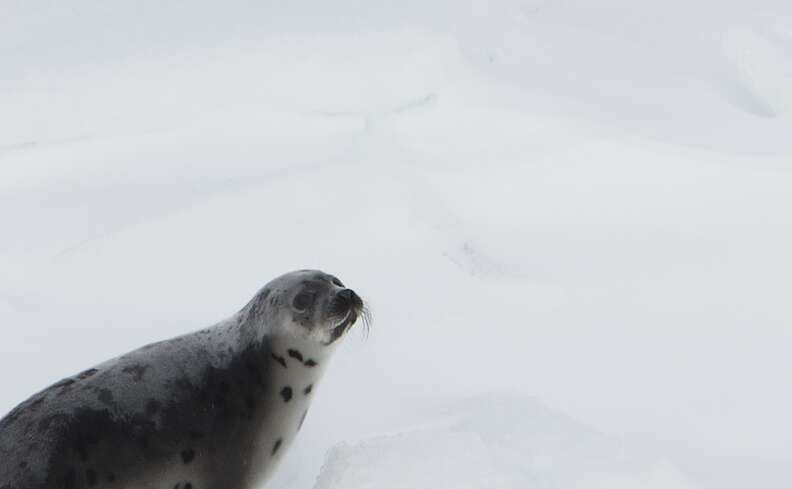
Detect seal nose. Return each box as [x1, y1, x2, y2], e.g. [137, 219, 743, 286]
[337, 289, 363, 311]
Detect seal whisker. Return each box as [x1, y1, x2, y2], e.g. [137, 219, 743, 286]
[360, 303, 373, 339]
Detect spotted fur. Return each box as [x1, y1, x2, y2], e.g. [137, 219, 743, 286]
[0, 270, 365, 489]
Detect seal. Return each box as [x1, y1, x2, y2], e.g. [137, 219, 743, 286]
[0, 270, 368, 489]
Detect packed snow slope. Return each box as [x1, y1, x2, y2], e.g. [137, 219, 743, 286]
[2, 1, 792, 488]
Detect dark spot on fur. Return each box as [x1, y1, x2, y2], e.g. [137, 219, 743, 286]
[77, 368, 98, 380]
[304, 384, 313, 395]
[189, 431, 205, 440]
[271, 353, 287, 368]
[304, 359, 318, 367]
[174, 484, 181, 489]
[287, 349, 304, 361]
[106, 473, 116, 483]
[122, 364, 149, 382]
[181, 449, 196, 464]
[184, 484, 193, 489]
[280, 386, 293, 402]
[272, 438, 283, 455]
[97, 388, 114, 405]
[86, 468, 97, 486]
[19, 461, 28, 469]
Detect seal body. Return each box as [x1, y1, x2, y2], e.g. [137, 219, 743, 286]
[0, 270, 365, 489]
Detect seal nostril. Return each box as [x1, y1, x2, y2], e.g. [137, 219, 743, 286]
[338, 289, 353, 302]
[336, 289, 363, 310]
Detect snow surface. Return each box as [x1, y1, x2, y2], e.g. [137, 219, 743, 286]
[314, 396, 696, 489]
[2, 1, 792, 488]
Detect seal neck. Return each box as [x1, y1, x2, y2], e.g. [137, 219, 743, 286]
[232, 308, 339, 366]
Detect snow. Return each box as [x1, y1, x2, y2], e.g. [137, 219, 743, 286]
[2, 1, 792, 488]
[314, 396, 696, 489]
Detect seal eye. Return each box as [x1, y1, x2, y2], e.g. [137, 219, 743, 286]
[292, 290, 315, 311]
[331, 277, 344, 287]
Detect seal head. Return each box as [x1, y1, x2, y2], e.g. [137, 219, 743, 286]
[251, 270, 365, 345]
